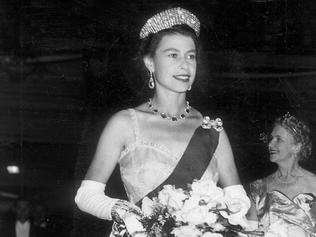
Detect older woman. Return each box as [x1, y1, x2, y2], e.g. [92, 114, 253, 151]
[248, 113, 316, 237]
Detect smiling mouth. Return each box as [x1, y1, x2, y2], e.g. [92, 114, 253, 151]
[173, 75, 190, 82]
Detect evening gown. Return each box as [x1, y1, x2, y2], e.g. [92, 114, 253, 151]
[250, 178, 316, 237]
[110, 108, 221, 236]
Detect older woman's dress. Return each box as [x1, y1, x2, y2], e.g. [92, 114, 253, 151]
[250, 179, 316, 237]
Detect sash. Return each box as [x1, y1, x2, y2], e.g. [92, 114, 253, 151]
[136, 126, 219, 206]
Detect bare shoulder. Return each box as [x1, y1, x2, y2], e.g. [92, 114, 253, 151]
[300, 168, 316, 193]
[109, 109, 132, 123]
[301, 168, 316, 179]
[302, 168, 316, 181]
[106, 109, 132, 129]
[100, 109, 134, 141]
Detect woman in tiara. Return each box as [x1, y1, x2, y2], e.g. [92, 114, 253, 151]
[75, 7, 251, 237]
[248, 113, 316, 237]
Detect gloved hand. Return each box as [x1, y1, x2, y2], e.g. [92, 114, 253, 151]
[223, 184, 251, 228]
[224, 184, 251, 216]
[111, 200, 145, 237]
[111, 199, 143, 223]
[75, 180, 146, 236]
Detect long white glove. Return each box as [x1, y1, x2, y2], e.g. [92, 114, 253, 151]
[74, 180, 142, 221]
[224, 184, 251, 215]
[223, 184, 251, 228]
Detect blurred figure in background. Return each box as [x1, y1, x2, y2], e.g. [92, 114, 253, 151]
[1, 197, 52, 237]
[3, 197, 32, 237]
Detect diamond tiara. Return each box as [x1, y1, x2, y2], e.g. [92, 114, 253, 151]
[139, 7, 200, 39]
[280, 112, 309, 140]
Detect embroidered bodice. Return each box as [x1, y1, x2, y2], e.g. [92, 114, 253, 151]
[118, 109, 219, 204]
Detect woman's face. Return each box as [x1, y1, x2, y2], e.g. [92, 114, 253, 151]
[145, 33, 197, 93]
[268, 124, 298, 163]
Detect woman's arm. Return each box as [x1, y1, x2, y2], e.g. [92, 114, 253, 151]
[216, 129, 241, 187]
[215, 129, 251, 225]
[75, 110, 143, 224]
[84, 110, 132, 183]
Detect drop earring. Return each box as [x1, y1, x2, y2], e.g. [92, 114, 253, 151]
[187, 85, 192, 91]
[148, 72, 155, 89]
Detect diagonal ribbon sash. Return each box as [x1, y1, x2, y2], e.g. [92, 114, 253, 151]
[136, 126, 219, 206]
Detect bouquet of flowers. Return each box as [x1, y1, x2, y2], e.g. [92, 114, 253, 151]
[118, 179, 263, 237]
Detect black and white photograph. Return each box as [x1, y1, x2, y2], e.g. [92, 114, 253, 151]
[0, 0, 316, 236]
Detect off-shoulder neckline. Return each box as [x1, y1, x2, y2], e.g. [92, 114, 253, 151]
[268, 190, 316, 201]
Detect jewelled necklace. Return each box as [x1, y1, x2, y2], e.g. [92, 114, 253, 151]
[273, 173, 300, 185]
[268, 170, 302, 196]
[147, 98, 191, 122]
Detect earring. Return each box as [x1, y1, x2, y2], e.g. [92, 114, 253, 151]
[148, 72, 155, 89]
[187, 85, 192, 91]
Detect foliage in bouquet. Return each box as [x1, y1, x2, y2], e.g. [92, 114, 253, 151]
[138, 179, 258, 237]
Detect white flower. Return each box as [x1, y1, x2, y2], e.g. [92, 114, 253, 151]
[201, 232, 223, 237]
[173, 195, 218, 225]
[141, 196, 155, 216]
[180, 205, 209, 225]
[190, 179, 225, 205]
[172, 195, 199, 223]
[172, 225, 202, 237]
[212, 223, 226, 232]
[123, 213, 146, 236]
[158, 185, 187, 211]
[204, 212, 218, 226]
[181, 195, 201, 212]
[138, 180, 252, 237]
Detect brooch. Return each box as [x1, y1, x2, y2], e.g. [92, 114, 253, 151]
[202, 116, 223, 132]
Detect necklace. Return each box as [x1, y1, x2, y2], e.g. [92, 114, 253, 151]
[268, 168, 305, 198]
[273, 167, 304, 185]
[273, 173, 300, 185]
[270, 171, 301, 195]
[147, 98, 191, 122]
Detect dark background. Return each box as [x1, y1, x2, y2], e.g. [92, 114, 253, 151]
[0, 0, 316, 236]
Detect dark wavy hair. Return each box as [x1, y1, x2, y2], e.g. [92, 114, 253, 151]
[274, 113, 312, 161]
